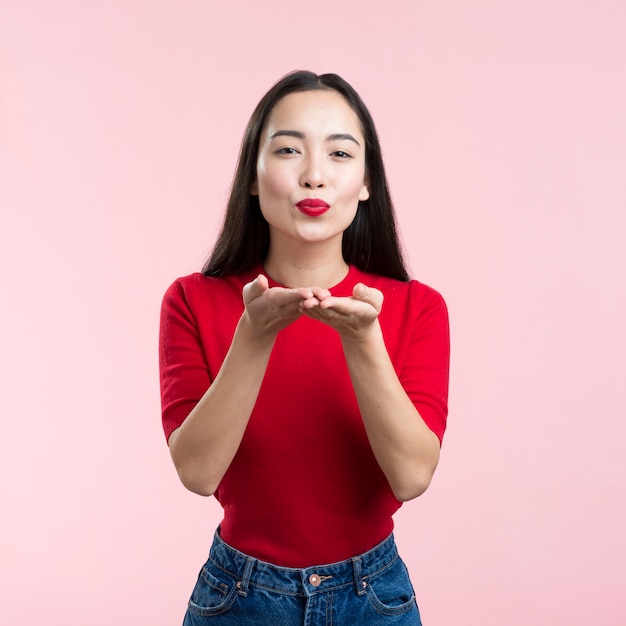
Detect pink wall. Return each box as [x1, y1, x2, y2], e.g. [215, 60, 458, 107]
[1, 1, 624, 624]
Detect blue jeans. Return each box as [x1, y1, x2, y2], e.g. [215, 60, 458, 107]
[182, 529, 422, 625]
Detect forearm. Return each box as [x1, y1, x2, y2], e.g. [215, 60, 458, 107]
[168, 315, 275, 496]
[341, 322, 441, 502]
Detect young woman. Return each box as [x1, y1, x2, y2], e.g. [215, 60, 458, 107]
[159, 70, 450, 625]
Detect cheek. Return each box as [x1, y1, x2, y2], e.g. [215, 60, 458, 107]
[342, 173, 368, 201]
[257, 165, 290, 200]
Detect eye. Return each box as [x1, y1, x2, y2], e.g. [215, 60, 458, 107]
[275, 146, 299, 155]
[331, 150, 352, 159]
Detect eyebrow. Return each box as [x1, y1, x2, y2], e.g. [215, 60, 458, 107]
[268, 130, 361, 146]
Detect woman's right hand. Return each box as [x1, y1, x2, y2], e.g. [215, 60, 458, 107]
[241, 274, 315, 340]
[167, 275, 317, 496]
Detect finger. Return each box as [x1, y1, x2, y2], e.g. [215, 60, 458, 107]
[267, 287, 314, 310]
[299, 296, 322, 310]
[310, 286, 331, 300]
[293, 287, 315, 300]
[317, 294, 378, 318]
[318, 295, 361, 314]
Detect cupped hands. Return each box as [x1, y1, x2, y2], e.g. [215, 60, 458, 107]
[242, 275, 383, 343]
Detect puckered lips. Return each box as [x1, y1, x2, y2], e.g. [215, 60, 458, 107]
[295, 198, 330, 217]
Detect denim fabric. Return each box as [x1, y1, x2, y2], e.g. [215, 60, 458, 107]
[182, 530, 422, 625]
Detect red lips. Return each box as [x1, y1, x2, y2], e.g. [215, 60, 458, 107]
[296, 198, 330, 217]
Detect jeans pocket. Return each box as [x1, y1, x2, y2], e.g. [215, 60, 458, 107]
[187, 562, 239, 617]
[365, 557, 418, 617]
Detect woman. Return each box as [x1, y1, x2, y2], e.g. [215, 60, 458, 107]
[159, 70, 450, 625]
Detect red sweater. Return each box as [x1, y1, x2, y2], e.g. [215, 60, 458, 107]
[159, 265, 449, 567]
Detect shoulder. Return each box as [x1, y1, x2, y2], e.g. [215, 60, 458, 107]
[164, 271, 247, 296]
[160, 271, 259, 333]
[162, 270, 258, 310]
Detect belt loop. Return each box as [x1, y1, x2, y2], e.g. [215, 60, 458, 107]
[352, 557, 366, 596]
[237, 557, 255, 596]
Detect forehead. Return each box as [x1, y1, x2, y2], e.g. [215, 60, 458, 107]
[262, 89, 364, 140]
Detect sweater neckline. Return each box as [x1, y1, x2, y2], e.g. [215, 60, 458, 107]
[261, 264, 359, 294]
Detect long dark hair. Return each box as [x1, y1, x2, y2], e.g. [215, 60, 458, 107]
[203, 70, 409, 282]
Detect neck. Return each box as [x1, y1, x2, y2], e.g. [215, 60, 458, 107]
[263, 239, 349, 289]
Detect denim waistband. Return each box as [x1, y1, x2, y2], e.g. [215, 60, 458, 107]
[208, 530, 400, 598]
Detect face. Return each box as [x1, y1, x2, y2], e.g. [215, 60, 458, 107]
[252, 89, 370, 251]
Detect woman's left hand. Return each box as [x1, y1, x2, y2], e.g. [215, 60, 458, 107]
[301, 281, 441, 501]
[299, 283, 383, 341]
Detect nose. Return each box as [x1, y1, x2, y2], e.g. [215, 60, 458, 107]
[300, 155, 326, 189]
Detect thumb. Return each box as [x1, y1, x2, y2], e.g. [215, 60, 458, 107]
[243, 274, 269, 304]
[352, 283, 383, 312]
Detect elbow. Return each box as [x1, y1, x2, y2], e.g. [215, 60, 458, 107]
[176, 466, 217, 497]
[391, 456, 439, 502]
[393, 436, 441, 502]
[392, 474, 433, 502]
[168, 431, 219, 497]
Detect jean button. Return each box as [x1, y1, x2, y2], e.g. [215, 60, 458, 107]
[309, 574, 321, 587]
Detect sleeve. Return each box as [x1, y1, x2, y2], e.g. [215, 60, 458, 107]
[400, 286, 450, 444]
[158, 277, 212, 442]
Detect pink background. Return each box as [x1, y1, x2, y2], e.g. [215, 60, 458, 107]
[1, 1, 625, 624]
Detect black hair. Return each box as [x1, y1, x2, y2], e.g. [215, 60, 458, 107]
[203, 70, 409, 282]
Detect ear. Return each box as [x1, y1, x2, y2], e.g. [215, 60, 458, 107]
[250, 180, 258, 196]
[359, 179, 370, 202]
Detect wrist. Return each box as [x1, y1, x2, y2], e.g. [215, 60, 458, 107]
[236, 312, 277, 350]
[339, 319, 383, 350]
